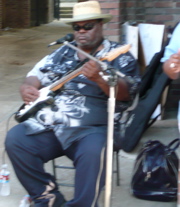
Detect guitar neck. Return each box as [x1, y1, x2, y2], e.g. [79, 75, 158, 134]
[48, 44, 131, 92]
[49, 67, 82, 91]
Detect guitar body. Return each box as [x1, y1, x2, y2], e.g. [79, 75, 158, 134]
[15, 87, 55, 123]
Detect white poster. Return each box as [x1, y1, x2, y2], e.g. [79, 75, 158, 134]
[138, 23, 165, 66]
[122, 22, 138, 59]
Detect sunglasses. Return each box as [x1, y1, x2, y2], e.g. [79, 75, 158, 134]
[72, 22, 97, 31]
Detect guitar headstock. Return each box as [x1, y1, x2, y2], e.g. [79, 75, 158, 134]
[100, 44, 131, 62]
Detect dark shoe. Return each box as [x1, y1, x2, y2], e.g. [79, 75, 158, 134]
[60, 201, 67, 207]
[32, 195, 66, 207]
[30, 192, 66, 207]
[53, 196, 66, 207]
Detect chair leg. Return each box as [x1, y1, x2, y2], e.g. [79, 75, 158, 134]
[115, 151, 120, 186]
[52, 159, 57, 181]
[52, 159, 75, 187]
[52, 152, 120, 187]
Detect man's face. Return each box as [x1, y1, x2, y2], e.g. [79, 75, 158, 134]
[72, 19, 103, 49]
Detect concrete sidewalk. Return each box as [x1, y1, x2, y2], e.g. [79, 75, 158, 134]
[0, 21, 179, 207]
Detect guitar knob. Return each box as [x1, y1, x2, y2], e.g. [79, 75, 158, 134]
[46, 97, 54, 104]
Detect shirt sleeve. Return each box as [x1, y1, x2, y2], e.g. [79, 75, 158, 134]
[161, 22, 180, 62]
[110, 51, 141, 99]
[26, 55, 49, 80]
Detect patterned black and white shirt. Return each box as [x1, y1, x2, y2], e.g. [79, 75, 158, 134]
[23, 39, 141, 149]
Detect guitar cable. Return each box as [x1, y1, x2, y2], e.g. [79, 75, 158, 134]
[1, 112, 16, 165]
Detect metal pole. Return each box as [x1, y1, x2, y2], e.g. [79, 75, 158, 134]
[104, 84, 116, 207]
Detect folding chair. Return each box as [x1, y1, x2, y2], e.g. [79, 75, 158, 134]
[52, 149, 120, 187]
[51, 94, 139, 187]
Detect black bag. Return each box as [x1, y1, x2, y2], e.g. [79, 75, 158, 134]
[131, 138, 180, 202]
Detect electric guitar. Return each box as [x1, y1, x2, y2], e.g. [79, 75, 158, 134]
[15, 44, 131, 123]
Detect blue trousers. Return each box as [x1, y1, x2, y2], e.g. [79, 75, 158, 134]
[5, 123, 107, 207]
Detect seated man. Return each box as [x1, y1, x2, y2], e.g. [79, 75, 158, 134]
[5, 1, 141, 207]
[161, 22, 180, 125]
[162, 22, 180, 80]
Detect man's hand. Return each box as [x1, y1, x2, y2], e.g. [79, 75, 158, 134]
[169, 49, 180, 73]
[164, 49, 180, 80]
[20, 84, 40, 105]
[80, 59, 130, 101]
[81, 60, 102, 82]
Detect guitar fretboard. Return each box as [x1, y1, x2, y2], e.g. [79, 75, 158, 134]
[49, 44, 131, 92]
[49, 67, 82, 91]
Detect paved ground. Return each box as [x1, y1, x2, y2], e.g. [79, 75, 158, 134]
[0, 20, 179, 207]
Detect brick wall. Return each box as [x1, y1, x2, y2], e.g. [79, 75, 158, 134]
[3, 0, 30, 28]
[98, 0, 121, 42]
[0, 0, 2, 29]
[99, 0, 180, 41]
[93, 0, 180, 44]
[1, 0, 53, 29]
[119, 0, 180, 27]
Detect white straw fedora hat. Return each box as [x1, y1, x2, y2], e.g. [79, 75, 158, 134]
[63, 1, 113, 24]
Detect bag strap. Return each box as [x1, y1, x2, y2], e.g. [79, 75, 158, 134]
[143, 138, 180, 153]
[167, 138, 180, 153]
[164, 138, 180, 186]
[147, 114, 161, 128]
[143, 140, 162, 152]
